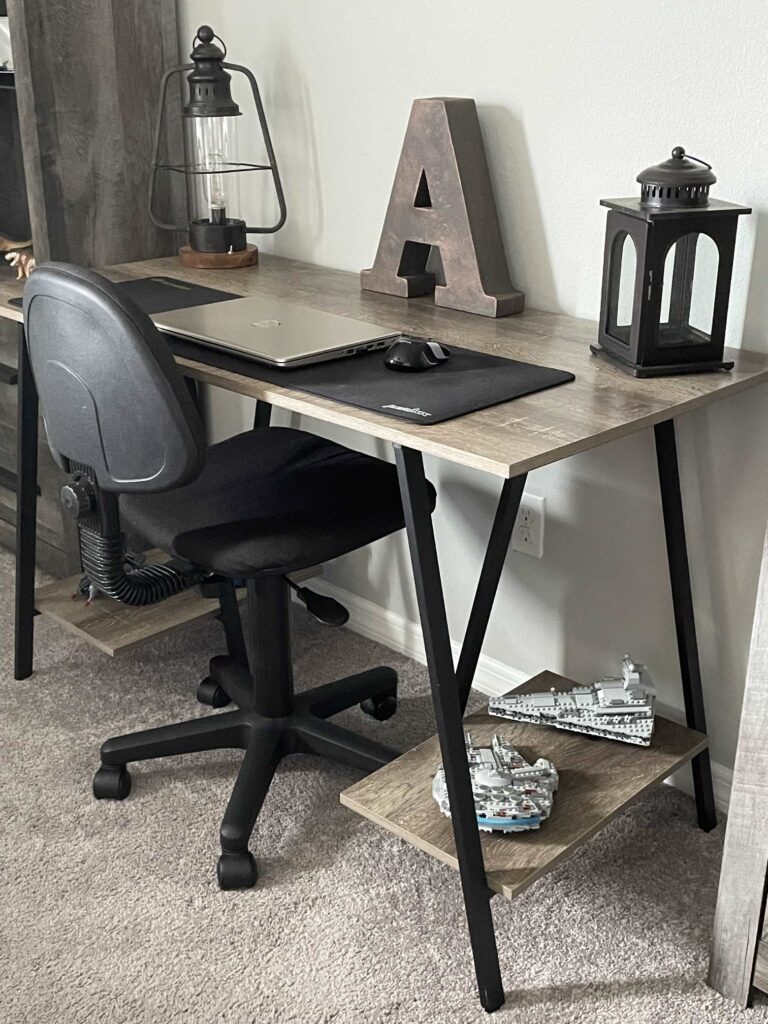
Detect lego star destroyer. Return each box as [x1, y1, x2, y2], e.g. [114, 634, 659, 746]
[488, 655, 655, 746]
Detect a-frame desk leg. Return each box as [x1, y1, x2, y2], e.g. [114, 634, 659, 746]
[14, 323, 39, 681]
[395, 445, 510, 1013]
[654, 419, 717, 831]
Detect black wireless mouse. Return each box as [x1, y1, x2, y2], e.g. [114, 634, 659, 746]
[383, 336, 451, 373]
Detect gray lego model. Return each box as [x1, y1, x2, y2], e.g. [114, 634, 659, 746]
[488, 655, 655, 746]
[432, 733, 558, 833]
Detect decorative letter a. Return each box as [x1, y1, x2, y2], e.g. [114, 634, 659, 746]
[361, 98, 524, 318]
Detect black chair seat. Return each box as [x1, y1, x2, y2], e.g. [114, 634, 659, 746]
[121, 427, 414, 577]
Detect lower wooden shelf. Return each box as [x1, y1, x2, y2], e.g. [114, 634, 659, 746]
[341, 671, 707, 902]
[34, 554, 320, 657]
[753, 938, 768, 995]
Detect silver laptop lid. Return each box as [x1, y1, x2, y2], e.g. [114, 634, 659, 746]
[152, 295, 398, 367]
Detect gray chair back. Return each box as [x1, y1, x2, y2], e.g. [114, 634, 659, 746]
[23, 263, 206, 493]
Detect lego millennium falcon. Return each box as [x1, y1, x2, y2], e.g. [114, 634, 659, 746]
[488, 655, 655, 746]
[432, 733, 558, 833]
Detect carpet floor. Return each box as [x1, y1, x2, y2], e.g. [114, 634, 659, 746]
[0, 547, 765, 1024]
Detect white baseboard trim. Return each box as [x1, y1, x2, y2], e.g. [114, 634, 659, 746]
[308, 578, 530, 694]
[310, 578, 732, 814]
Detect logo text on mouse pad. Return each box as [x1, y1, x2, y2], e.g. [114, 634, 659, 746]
[382, 404, 432, 418]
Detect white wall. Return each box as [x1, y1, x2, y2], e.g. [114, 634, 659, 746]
[178, 0, 768, 771]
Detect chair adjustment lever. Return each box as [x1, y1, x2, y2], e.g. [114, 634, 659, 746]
[287, 580, 349, 627]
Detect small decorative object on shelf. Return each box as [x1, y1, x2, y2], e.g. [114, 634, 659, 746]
[149, 25, 286, 269]
[432, 733, 558, 833]
[592, 147, 751, 377]
[489, 655, 656, 746]
[361, 97, 524, 318]
[4, 249, 35, 280]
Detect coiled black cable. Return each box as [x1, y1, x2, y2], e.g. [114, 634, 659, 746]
[78, 524, 208, 606]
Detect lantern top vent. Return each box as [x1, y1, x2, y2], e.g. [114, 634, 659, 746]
[183, 25, 241, 119]
[637, 147, 716, 209]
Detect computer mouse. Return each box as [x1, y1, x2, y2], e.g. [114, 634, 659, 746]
[383, 336, 451, 372]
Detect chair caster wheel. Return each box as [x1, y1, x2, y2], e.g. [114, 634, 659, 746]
[93, 764, 131, 800]
[197, 678, 231, 708]
[217, 851, 258, 890]
[360, 694, 398, 721]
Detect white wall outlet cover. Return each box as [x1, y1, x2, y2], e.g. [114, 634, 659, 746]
[512, 494, 545, 558]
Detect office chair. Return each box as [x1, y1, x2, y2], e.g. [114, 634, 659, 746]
[24, 263, 434, 889]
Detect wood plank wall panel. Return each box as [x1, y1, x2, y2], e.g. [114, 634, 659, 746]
[1, 1, 180, 575]
[0, 80, 31, 241]
[709, 521, 768, 1005]
[7, 0, 180, 265]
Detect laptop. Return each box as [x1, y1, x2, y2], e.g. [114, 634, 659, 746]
[152, 295, 400, 368]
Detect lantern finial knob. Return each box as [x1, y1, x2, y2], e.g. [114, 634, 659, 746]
[671, 145, 686, 159]
[197, 25, 215, 44]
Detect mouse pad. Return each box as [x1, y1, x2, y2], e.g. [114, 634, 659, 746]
[167, 335, 575, 425]
[7, 276, 240, 314]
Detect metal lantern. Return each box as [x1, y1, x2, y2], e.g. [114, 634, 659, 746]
[592, 147, 751, 377]
[149, 25, 286, 268]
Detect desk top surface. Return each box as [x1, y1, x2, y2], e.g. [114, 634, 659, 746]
[3, 255, 767, 478]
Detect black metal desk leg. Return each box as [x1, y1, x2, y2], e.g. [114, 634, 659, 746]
[654, 419, 717, 831]
[395, 446, 505, 1013]
[14, 325, 39, 681]
[456, 474, 527, 713]
[253, 401, 272, 429]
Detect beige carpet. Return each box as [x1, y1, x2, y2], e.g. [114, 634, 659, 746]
[0, 548, 765, 1024]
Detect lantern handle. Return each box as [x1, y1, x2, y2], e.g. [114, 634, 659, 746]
[671, 146, 712, 171]
[225, 62, 288, 234]
[148, 64, 193, 234]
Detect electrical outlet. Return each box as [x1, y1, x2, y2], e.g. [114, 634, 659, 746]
[511, 494, 545, 558]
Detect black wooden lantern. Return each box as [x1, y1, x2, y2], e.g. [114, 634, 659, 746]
[149, 25, 286, 268]
[591, 147, 751, 377]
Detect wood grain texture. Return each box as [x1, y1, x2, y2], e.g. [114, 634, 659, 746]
[0, 275, 23, 321]
[34, 557, 322, 657]
[179, 245, 259, 269]
[708, 522, 768, 1006]
[360, 98, 524, 317]
[341, 671, 707, 902]
[7, 0, 179, 265]
[0, 73, 31, 241]
[3, 251, 768, 479]
[753, 942, 768, 996]
[65, 254, 768, 478]
[0, 0, 181, 575]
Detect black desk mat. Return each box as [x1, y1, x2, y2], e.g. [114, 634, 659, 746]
[8, 276, 574, 424]
[167, 335, 575, 425]
[8, 276, 240, 314]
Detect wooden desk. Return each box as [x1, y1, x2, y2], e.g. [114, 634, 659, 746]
[5, 256, 767, 478]
[6, 254, 768, 1012]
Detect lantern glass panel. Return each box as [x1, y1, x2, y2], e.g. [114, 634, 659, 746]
[657, 232, 718, 346]
[606, 231, 637, 346]
[184, 115, 242, 225]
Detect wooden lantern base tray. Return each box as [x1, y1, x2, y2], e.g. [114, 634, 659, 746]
[179, 244, 259, 270]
